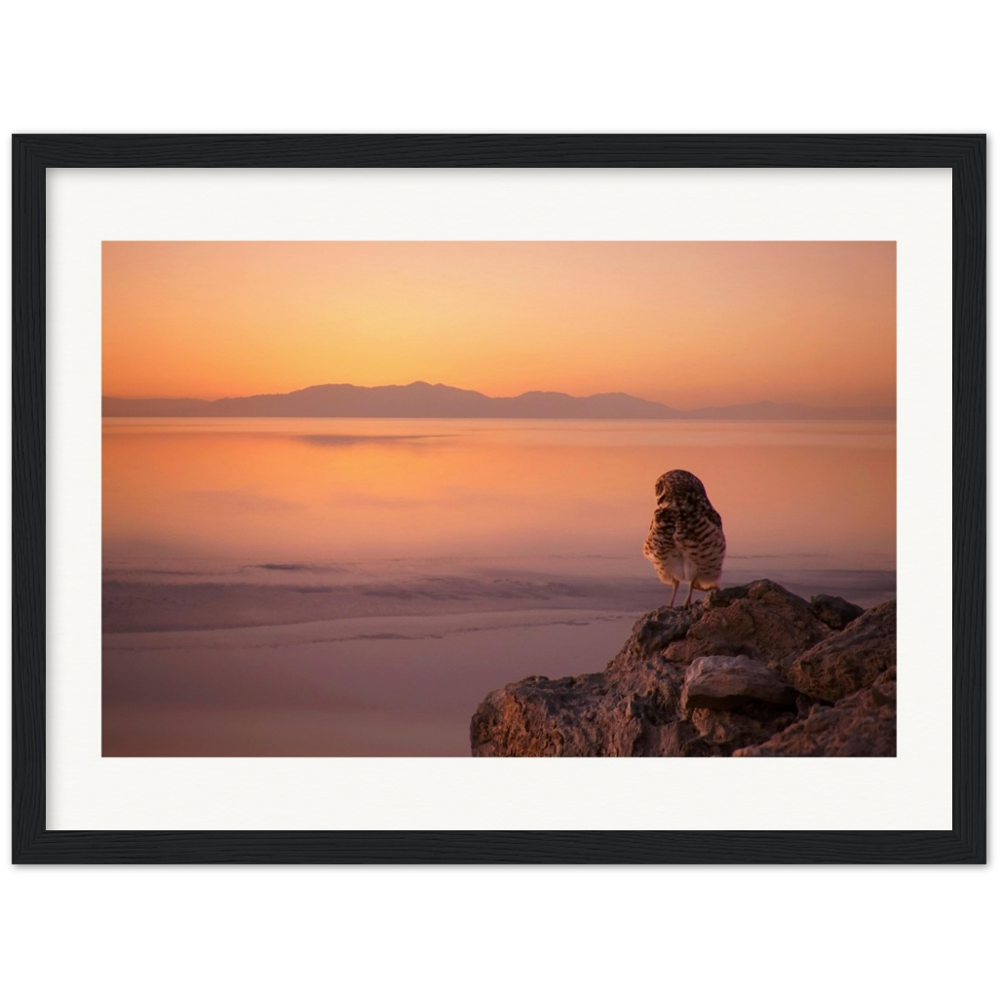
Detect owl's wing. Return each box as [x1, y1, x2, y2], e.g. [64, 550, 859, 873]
[648, 505, 677, 543]
[704, 505, 723, 530]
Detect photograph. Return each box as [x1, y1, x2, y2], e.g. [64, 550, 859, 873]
[101, 239, 897, 758]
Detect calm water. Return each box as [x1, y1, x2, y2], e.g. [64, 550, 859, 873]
[103, 418, 895, 755]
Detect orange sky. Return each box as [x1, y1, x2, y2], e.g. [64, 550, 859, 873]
[102, 241, 895, 409]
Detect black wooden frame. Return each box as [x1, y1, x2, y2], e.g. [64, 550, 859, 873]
[12, 134, 986, 863]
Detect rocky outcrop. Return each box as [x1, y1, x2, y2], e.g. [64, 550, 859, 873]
[470, 580, 895, 757]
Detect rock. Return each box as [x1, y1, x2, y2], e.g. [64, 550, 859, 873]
[650, 580, 832, 667]
[469, 662, 693, 757]
[784, 600, 896, 703]
[681, 655, 798, 713]
[688, 704, 797, 754]
[734, 668, 897, 757]
[469, 579, 895, 758]
[810, 594, 864, 630]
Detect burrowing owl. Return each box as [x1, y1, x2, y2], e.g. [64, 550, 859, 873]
[643, 470, 726, 608]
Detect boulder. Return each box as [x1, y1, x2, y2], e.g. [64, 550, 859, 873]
[734, 668, 897, 757]
[784, 601, 896, 703]
[810, 594, 865, 630]
[681, 655, 798, 713]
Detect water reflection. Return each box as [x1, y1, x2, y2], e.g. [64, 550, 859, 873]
[104, 417, 895, 571]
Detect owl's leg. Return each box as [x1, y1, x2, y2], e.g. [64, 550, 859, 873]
[682, 582, 693, 608]
[668, 579, 679, 608]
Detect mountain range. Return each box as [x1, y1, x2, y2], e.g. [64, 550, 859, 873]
[102, 381, 894, 421]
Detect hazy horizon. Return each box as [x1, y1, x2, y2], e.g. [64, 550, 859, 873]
[102, 376, 894, 411]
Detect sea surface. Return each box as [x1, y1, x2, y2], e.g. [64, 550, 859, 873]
[102, 417, 896, 756]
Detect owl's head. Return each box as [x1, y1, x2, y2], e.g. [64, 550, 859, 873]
[655, 469, 708, 504]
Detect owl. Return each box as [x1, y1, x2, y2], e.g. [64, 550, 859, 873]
[643, 469, 726, 608]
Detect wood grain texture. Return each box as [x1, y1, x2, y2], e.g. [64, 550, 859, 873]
[11, 134, 986, 864]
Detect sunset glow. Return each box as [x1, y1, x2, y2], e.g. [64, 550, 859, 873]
[102, 241, 896, 409]
[102, 240, 897, 757]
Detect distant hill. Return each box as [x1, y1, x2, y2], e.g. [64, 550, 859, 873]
[102, 381, 894, 421]
[682, 400, 894, 420]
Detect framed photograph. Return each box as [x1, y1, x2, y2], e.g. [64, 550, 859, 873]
[12, 134, 985, 863]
